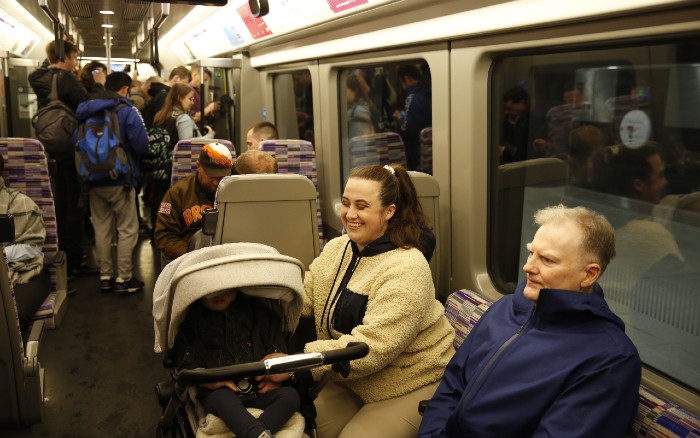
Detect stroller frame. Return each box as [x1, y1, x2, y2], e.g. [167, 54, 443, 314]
[152, 243, 368, 438]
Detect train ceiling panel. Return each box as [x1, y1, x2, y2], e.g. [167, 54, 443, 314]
[18, 0, 195, 59]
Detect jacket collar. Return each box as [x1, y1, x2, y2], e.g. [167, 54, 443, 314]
[512, 281, 624, 330]
[349, 233, 397, 257]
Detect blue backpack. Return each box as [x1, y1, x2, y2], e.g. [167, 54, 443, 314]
[75, 103, 131, 183]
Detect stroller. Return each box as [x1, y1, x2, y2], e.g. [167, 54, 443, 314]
[152, 242, 368, 438]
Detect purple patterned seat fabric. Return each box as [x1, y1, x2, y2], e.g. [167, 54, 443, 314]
[259, 139, 324, 247]
[349, 132, 407, 168]
[419, 127, 433, 174]
[170, 139, 236, 187]
[0, 138, 65, 328]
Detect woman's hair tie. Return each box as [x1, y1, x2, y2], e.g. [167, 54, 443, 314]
[383, 164, 395, 175]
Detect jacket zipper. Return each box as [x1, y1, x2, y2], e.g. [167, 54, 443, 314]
[461, 307, 535, 404]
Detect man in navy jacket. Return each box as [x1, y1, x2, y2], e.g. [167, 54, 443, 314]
[419, 204, 641, 437]
[74, 72, 149, 294]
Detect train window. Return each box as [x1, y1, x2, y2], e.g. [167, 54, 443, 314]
[338, 61, 433, 184]
[272, 70, 314, 143]
[489, 40, 700, 392]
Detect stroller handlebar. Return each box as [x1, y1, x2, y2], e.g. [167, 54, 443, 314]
[176, 342, 369, 386]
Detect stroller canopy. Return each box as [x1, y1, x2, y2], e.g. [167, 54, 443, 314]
[153, 242, 306, 354]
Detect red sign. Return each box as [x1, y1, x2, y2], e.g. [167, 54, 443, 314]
[327, 0, 369, 14]
[237, 3, 273, 40]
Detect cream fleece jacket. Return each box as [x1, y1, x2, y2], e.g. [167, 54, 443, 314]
[302, 235, 454, 403]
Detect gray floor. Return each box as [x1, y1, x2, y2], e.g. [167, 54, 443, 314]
[2, 237, 171, 438]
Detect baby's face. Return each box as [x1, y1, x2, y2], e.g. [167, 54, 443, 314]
[201, 289, 238, 312]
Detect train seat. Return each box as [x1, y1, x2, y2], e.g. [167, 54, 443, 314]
[0, 218, 44, 426]
[0, 138, 67, 329]
[349, 132, 407, 168]
[259, 139, 324, 248]
[418, 127, 433, 174]
[211, 173, 320, 269]
[443, 289, 700, 437]
[169, 138, 236, 187]
[408, 171, 441, 297]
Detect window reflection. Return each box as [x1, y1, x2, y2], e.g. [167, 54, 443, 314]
[339, 62, 433, 184]
[490, 41, 700, 392]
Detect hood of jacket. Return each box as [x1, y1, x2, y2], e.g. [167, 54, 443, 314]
[75, 94, 134, 121]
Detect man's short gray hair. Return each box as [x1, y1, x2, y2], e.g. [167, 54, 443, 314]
[534, 204, 616, 272]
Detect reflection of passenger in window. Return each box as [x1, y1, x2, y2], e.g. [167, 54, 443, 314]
[293, 70, 314, 143]
[533, 83, 585, 159]
[500, 87, 530, 164]
[567, 124, 607, 188]
[591, 143, 683, 305]
[394, 65, 432, 170]
[346, 75, 374, 139]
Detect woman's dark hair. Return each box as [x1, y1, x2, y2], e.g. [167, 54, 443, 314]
[349, 164, 431, 252]
[153, 83, 193, 127]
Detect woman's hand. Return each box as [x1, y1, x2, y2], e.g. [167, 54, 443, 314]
[204, 125, 215, 137]
[201, 380, 238, 392]
[92, 69, 106, 85]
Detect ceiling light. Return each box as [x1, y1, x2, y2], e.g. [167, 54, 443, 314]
[101, 24, 114, 28]
[99, 11, 114, 15]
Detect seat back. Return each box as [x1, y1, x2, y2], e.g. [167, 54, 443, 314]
[349, 132, 407, 168]
[408, 171, 441, 295]
[170, 139, 236, 187]
[0, 138, 67, 328]
[492, 158, 569, 290]
[443, 289, 700, 437]
[418, 127, 433, 174]
[0, 227, 43, 426]
[212, 174, 320, 269]
[259, 139, 323, 247]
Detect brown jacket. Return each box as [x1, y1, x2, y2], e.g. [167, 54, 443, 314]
[154, 174, 214, 259]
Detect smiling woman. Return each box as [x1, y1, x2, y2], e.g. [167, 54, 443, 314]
[300, 163, 450, 438]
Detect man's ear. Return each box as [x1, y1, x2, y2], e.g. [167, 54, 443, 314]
[581, 263, 601, 289]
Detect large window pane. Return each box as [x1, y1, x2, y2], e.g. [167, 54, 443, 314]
[338, 61, 433, 185]
[489, 40, 700, 392]
[272, 70, 314, 143]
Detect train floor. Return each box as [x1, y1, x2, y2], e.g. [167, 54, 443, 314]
[3, 234, 170, 438]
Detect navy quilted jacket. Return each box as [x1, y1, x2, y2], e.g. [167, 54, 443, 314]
[419, 282, 641, 438]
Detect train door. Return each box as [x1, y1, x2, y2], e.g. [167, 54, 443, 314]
[3, 57, 39, 138]
[192, 58, 240, 154]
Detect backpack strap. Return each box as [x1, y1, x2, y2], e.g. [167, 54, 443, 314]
[109, 103, 127, 143]
[48, 71, 60, 101]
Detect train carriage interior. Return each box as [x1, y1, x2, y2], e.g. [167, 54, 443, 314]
[0, 0, 699, 436]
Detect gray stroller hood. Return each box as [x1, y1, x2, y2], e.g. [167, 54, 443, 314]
[152, 242, 306, 354]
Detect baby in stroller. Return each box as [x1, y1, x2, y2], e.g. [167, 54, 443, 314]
[153, 243, 310, 438]
[174, 288, 300, 438]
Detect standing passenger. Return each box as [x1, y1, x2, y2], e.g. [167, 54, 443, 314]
[419, 205, 641, 437]
[259, 164, 453, 438]
[74, 72, 149, 294]
[28, 39, 98, 278]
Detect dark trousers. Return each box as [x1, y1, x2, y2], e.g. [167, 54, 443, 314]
[199, 386, 300, 438]
[53, 168, 85, 269]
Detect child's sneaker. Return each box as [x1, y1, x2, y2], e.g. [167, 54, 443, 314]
[114, 277, 144, 294]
